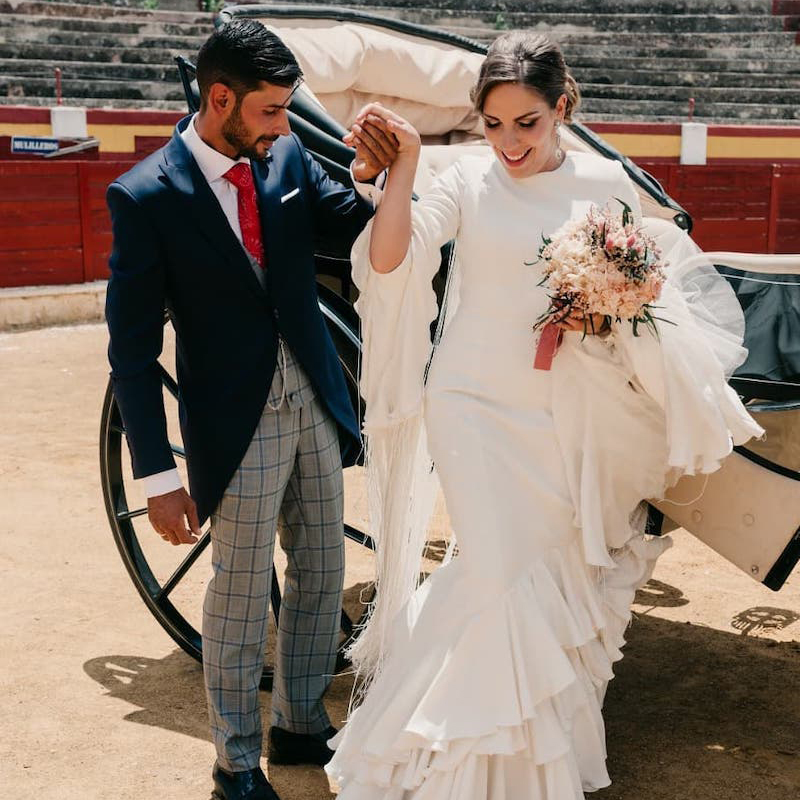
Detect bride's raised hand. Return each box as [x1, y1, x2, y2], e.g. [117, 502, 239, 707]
[352, 102, 421, 162]
[344, 107, 401, 182]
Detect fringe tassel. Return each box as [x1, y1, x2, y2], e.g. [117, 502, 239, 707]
[345, 416, 440, 702]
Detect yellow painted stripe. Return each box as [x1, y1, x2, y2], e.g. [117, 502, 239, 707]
[0, 123, 54, 136]
[590, 132, 682, 158]
[0, 121, 174, 152]
[86, 123, 175, 152]
[708, 136, 800, 160]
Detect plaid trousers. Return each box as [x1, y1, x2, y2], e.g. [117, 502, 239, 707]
[203, 341, 345, 771]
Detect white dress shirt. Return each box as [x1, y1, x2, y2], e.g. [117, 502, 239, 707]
[139, 114, 382, 498]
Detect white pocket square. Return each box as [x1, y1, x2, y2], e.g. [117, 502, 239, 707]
[280, 188, 300, 203]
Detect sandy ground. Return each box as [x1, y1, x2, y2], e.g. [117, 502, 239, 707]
[1, 321, 799, 800]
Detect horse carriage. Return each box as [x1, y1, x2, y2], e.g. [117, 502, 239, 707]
[99, 5, 800, 687]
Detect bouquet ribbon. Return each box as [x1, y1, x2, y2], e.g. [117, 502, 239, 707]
[533, 322, 563, 371]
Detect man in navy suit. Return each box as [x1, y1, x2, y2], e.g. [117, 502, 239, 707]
[105, 20, 395, 800]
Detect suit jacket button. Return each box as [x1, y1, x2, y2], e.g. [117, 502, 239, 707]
[273, 309, 279, 320]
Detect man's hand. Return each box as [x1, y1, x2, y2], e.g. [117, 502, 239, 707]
[345, 113, 399, 182]
[344, 102, 419, 182]
[148, 487, 201, 546]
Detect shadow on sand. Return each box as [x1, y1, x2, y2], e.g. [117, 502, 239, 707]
[83, 651, 343, 799]
[84, 588, 800, 800]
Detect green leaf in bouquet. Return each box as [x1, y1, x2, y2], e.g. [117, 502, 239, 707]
[615, 197, 633, 228]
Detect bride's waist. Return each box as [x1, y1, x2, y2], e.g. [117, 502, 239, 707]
[444, 304, 543, 344]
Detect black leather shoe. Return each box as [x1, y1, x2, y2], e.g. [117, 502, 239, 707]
[267, 725, 338, 766]
[211, 762, 281, 800]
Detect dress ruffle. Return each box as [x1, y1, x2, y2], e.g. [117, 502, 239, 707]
[327, 533, 669, 799]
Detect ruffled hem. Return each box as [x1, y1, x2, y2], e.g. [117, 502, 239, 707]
[326, 532, 669, 799]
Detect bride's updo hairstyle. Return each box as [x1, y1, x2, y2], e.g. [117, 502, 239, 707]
[470, 32, 581, 123]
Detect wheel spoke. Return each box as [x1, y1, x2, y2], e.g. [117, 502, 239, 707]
[344, 524, 375, 550]
[340, 609, 354, 636]
[118, 507, 148, 521]
[158, 363, 180, 399]
[110, 422, 184, 459]
[156, 531, 211, 601]
[170, 443, 186, 459]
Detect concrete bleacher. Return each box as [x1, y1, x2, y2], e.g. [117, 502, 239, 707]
[0, 0, 212, 109]
[0, 0, 799, 121]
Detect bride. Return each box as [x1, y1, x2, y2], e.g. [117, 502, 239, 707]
[326, 31, 763, 798]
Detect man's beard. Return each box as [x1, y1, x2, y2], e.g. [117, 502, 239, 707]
[222, 103, 276, 161]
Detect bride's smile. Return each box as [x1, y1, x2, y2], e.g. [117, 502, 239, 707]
[481, 82, 566, 178]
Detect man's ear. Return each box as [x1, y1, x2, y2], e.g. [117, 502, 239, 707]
[207, 83, 234, 118]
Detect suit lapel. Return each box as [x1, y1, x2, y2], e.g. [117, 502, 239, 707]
[159, 123, 267, 303]
[253, 155, 284, 294]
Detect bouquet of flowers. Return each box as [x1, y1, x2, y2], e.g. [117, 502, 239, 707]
[532, 198, 668, 370]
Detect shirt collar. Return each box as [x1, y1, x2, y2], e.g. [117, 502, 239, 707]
[180, 113, 250, 184]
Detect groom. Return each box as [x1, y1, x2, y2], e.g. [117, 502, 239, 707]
[105, 20, 395, 800]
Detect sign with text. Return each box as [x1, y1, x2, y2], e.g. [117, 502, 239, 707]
[11, 136, 60, 155]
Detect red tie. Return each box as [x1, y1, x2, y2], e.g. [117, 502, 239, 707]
[223, 163, 265, 269]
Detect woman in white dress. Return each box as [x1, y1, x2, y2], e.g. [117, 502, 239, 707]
[326, 32, 763, 798]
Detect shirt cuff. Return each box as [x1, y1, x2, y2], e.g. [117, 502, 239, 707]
[138, 468, 183, 498]
[350, 163, 387, 207]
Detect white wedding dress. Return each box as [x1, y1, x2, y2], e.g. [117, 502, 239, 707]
[325, 151, 763, 798]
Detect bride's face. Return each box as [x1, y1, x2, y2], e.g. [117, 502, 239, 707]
[481, 83, 566, 179]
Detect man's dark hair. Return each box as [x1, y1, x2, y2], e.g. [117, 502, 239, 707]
[196, 20, 303, 107]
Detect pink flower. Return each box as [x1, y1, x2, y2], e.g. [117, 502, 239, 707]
[534, 198, 667, 333]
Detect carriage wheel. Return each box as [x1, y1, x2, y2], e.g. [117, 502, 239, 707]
[99, 299, 375, 690]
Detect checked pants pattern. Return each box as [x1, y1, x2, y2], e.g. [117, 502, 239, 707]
[203, 343, 345, 771]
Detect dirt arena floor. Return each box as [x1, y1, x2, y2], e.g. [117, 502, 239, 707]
[1, 321, 799, 800]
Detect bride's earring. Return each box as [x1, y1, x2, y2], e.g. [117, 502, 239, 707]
[554, 120, 564, 163]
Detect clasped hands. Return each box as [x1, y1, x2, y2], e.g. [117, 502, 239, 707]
[344, 102, 419, 183]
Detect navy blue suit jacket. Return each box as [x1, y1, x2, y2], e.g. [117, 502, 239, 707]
[105, 115, 372, 523]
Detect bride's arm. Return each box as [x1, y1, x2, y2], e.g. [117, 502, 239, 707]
[369, 151, 418, 273]
[348, 105, 421, 273]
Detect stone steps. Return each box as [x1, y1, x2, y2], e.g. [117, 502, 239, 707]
[0, 40, 183, 64]
[574, 66, 800, 89]
[443, 24, 800, 50]
[11, 57, 797, 92]
[394, 9, 787, 33]
[580, 82, 800, 105]
[569, 54, 800, 75]
[0, 0, 797, 123]
[8, 56, 795, 91]
[0, 12, 212, 36]
[2, 0, 210, 23]
[2, 57, 180, 82]
[5, 37, 797, 71]
[4, 24, 207, 49]
[0, 72, 187, 101]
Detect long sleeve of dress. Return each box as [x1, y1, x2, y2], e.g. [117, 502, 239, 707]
[344, 160, 463, 680]
[351, 160, 463, 430]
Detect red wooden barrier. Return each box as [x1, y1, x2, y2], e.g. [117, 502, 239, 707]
[0, 160, 133, 287]
[773, 165, 800, 254]
[0, 159, 798, 289]
[638, 161, 800, 255]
